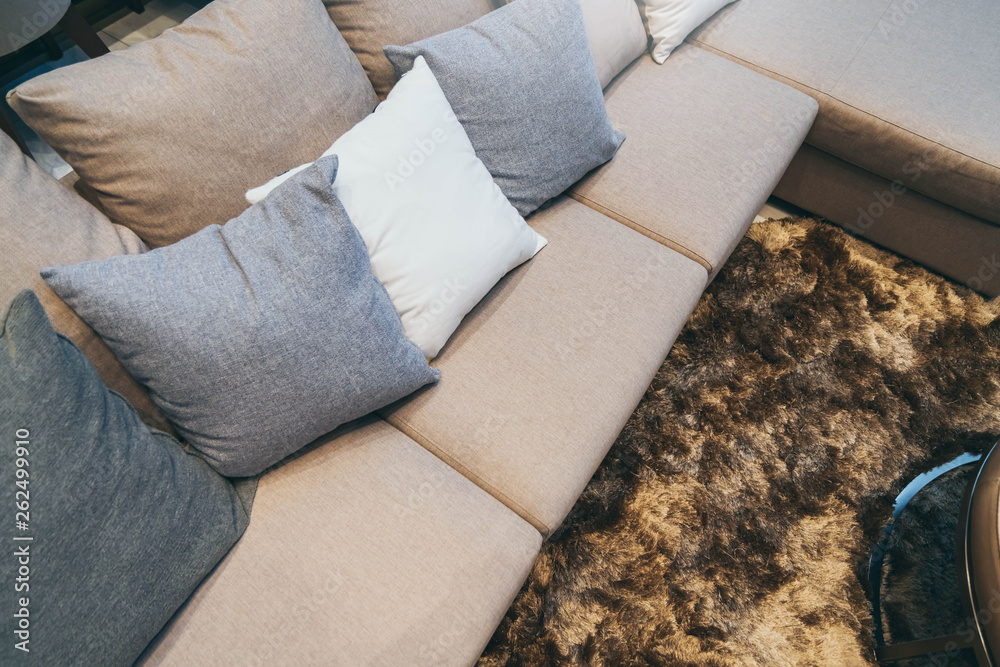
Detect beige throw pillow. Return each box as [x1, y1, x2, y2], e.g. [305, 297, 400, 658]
[8, 0, 378, 248]
[0, 133, 170, 432]
[323, 0, 498, 99]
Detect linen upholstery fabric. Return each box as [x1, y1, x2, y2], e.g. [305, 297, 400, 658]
[7, 0, 378, 248]
[0, 134, 171, 432]
[384, 0, 625, 217]
[323, 0, 497, 99]
[580, 0, 649, 88]
[138, 417, 541, 666]
[0, 0, 70, 57]
[42, 157, 438, 477]
[247, 57, 546, 359]
[382, 198, 707, 535]
[0, 291, 252, 666]
[496, 0, 648, 88]
[775, 145, 1000, 297]
[570, 47, 817, 277]
[689, 0, 1000, 226]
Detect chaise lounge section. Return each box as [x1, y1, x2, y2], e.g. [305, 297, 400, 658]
[689, 0, 1000, 295]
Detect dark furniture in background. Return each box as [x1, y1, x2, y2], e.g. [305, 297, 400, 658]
[0, 0, 143, 156]
[0, 0, 144, 86]
[0, 0, 136, 157]
[872, 442, 1000, 666]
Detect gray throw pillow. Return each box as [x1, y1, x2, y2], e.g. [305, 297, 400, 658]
[42, 156, 439, 477]
[323, 0, 497, 99]
[0, 290, 254, 665]
[384, 0, 625, 217]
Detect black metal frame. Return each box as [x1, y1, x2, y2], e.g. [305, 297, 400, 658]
[871, 443, 999, 665]
[955, 450, 997, 667]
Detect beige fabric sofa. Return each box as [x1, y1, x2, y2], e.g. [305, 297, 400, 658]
[135, 49, 815, 667]
[0, 3, 818, 665]
[689, 0, 1000, 295]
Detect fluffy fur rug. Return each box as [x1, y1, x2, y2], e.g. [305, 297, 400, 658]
[477, 218, 1000, 666]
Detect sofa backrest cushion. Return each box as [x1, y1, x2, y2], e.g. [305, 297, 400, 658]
[497, 0, 648, 88]
[384, 0, 625, 217]
[323, 0, 498, 99]
[580, 0, 649, 88]
[7, 0, 378, 249]
[0, 290, 253, 665]
[0, 134, 170, 432]
[42, 156, 440, 478]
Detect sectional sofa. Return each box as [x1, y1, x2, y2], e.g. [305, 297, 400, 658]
[689, 0, 1000, 296]
[0, 0, 819, 663]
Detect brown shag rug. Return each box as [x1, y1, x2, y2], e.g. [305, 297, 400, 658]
[477, 217, 1000, 666]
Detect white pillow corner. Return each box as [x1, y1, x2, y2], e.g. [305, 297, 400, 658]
[247, 56, 543, 360]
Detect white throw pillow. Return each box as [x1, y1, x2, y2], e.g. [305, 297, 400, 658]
[247, 56, 546, 359]
[580, 0, 648, 88]
[638, 0, 736, 64]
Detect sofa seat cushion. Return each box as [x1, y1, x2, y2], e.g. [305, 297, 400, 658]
[139, 417, 540, 667]
[0, 133, 171, 432]
[569, 46, 817, 279]
[381, 197, 706, 536]
[689, 0, 1000, 226]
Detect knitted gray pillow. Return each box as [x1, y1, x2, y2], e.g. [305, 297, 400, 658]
[42, 156, 438, 477]
[384, 0, 626, 217]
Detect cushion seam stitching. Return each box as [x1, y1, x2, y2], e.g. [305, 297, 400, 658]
[568, 191, 714, 271]
[688, 40, 1000, 172]
[384, 415, 550, 536]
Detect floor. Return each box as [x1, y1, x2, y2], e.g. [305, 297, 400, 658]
[98, 0, 200, 50]
[755, 201, 796, 222]
[7, 0, 798, 221]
